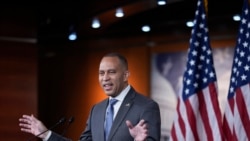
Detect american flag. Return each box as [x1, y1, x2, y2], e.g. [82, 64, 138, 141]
[223, 0, 250, 140]
[170, 0, 224, 140]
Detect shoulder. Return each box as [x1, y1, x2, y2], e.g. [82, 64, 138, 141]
[89, 98, 108, 113]
[135, 93, 158, 106]
[129, 88, 159, 107]
[92, 98, 108, 108]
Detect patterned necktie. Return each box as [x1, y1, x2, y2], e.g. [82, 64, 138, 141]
[105, 99, 118, 141]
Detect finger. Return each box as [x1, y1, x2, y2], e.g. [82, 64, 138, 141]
[22, 114, 32, 119]
[19, 123, 31, 131]
[19, 117, 33, 125]
[19, 123, 31, 128]
[20, 115, 31, 122]
[19, 118, 25, 122]
[19, 118, 29, 124]
[140, 129, 147, 134]
[31, 114, 35, 120]
[138, 119, 145, 126]
[20, 128, 32, 133]
[22, 114, 38, 124]
[126, 120, 134, 129]
[141, 122, 148, 129]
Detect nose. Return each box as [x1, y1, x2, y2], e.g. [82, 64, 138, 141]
[102, 73, 110, 81]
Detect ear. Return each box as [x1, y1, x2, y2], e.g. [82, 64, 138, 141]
[124, 71, 130, 80]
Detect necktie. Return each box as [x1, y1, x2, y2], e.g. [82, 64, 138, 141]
[105, 99, 118, 141]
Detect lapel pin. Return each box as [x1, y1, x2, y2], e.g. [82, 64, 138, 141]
[125, 103, 130, 106]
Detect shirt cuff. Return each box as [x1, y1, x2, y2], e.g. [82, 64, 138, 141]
[43, 130, 52, 141]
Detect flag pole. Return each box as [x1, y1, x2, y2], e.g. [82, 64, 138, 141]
[204, 0, 208, 15]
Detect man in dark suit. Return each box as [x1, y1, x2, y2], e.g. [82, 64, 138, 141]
[19, 52, 161, 141]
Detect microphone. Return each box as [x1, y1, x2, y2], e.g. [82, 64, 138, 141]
[27, 117, 66, 141]
[61, 116, 75, 136]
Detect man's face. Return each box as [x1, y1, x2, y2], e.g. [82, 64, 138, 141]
[99, 56, 129, 97]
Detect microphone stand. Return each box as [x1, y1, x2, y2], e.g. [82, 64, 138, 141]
[61, 116, 74, 136]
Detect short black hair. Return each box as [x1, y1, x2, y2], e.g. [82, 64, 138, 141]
[103, 52, 128, 70]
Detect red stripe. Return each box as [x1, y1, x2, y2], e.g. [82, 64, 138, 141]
[223, 97, 235, 140]
[185, 100, 199, 140]
[208, 83, 224, 140]
[197, 89, 213, 141]
[170, 125, 177, 141]
[235, 87, 250, 139]
[228, 97, 235, 115]
[177, 98, 186, 137]
[232, 126, 238, 141]
[223, 118, 235, 141]
[229, 95, 237, 141]
[171, 98, 186, 140]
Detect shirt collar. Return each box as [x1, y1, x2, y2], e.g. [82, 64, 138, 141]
[110, 85, 130, 103]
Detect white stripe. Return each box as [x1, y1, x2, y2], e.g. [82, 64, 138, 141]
[172, 112, 185, 141]
[224, 100, 234, 133]
[180, 94, 194, 140]
[170, 104, 179, 141]
[169, 136, 173, 141]
[171, 88, 185, 141]
[189, 94, 208, 141]
[180, 95, 190, 140]
[203, 86, 222, 141]
[185, 94, 198, 141]
[234, 94, 247, 141]
[234, 84, 250, 141]
[241, 84, 250, 122]
[197, 108, 207, 141]
[175, 98, 185, 141]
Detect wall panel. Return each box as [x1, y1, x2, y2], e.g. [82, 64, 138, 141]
[0, 41, 37, 141]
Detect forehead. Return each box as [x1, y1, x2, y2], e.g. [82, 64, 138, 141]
[99, 56, 121, 70]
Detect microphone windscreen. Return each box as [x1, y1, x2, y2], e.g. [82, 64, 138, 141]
[68, 116, 74, 124]
[59, 117, 66, 124]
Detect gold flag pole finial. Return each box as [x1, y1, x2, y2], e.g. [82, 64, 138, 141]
[204, 0, 208, 15]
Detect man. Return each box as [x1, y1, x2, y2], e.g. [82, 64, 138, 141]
[19, 52, 161, 141]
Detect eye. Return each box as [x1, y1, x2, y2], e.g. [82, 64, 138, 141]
[99, 71, 104, 76]
[109, 70, 116, 74]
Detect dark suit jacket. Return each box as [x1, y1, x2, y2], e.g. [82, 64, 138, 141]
[48, 87, 161, 141]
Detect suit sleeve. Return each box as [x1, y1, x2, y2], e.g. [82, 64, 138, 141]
[143, 100, 161, 141]
[47, 132, 71, 141]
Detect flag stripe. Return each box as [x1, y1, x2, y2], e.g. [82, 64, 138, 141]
[207, 83, 224, 140]
[234, 96, 247, 141]
[176, 96, 188, 141]
[235, 85, 250, 139]
[197, 89, 213, 141]
[223, 119, 232, 141]
[185, 99, 199, 141]
[223, 98, 235, 140]
[195, 107, 207, 141]
[170, 126, 177, 141]
[176, 98, 186, 137]
[170, 98, 185, 141]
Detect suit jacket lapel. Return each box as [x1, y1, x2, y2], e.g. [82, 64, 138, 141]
[98, 99, 109, 141]
[108, 88, 136, 140]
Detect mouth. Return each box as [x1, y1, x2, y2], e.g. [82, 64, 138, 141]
[103, 83, 113, 91]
